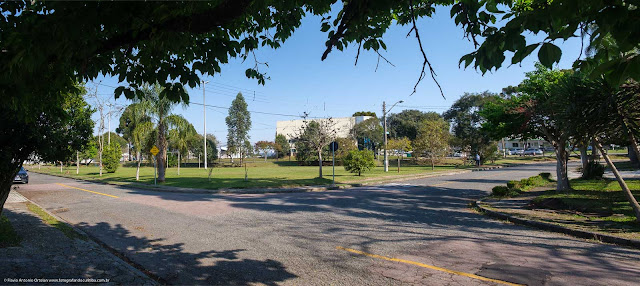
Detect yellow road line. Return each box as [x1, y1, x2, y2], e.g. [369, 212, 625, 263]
[336, 246, 523, 286]
[55, 183, 119, 198]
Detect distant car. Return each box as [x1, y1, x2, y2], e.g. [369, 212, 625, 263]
[523, 148, 543, 156]
[452, 152, 463, 157]
[509, 148, 524, 155]
[13, 167, 29, 184]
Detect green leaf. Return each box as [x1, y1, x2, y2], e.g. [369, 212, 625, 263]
[512, 43, 539, 65]
[485, 1, 503, 13]
[537, 43, 562, 68]
[320, 22, 330, 32]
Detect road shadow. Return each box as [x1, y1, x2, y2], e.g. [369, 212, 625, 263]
[75, 221, 297, 285]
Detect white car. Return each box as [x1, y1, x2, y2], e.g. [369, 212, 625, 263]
[523, 148, 543, 156]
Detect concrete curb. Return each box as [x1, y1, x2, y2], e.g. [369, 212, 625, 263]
[16, 196, 161, 285]
[473, 200, 640, 249]
[28, 163, 519, 196]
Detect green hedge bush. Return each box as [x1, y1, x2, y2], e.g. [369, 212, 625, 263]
[492, 186, 510, 197]
[103, 142, 121, 173]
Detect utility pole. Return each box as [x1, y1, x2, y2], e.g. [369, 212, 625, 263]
[383, 100, 403, 172]
[383, 101, 388, 172]
[203, 80, 209, 170]
[108, 104, 111, 145]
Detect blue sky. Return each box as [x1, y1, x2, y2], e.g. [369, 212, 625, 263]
[90, 6, 583, 145]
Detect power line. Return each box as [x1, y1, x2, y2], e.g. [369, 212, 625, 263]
[190, 101, 320, 119]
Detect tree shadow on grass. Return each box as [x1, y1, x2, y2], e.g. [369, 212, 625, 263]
[75, 221, 297, 285]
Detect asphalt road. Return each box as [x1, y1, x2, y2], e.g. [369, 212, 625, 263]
[14, 163, 640, 285]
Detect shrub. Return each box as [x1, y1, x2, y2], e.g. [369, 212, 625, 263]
[343, 150, 376, 176]
[507, 180, 520, 189]
[492, 186, 510, 197]
[581, 161, 606, 179]
[102, 142, 121, 173]
[539, 172, 552, 180]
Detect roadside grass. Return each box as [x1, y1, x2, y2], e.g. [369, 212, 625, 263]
[491, 173, 555, 197]
[26, 203, 86, 240]
[0, 215, 21, 247]
[531, 179, 640, 231]
[30, 156, 555, 190]
[30, 159, 491, 190]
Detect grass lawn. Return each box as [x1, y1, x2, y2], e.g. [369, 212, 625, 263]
[531, 178, 640, 235]
[0, 215, 21, 248]
[31, 160, 466, 190]
[30, 156, 559, 190]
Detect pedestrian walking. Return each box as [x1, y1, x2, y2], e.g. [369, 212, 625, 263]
[475, 154, 481, 166]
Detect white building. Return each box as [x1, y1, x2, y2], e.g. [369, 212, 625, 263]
[499, 138, 552, 151]
[276, 116, 374, 154]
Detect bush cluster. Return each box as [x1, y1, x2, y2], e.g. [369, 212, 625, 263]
[580, 161, 605, 179]
[343, 150, 376, 176]
[492, 173, 553, 197]
[102, 142, 121, 173]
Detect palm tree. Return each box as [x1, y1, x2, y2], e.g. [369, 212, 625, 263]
[168, 114, 196, 176]
[144, 84, 184, 182]
[118, 102, 153, 180]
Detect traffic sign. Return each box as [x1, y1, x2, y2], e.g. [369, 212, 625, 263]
[329, 141, 339, 152]
[150, 145, 159, 156]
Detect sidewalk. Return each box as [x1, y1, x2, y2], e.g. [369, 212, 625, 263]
[0, 191, 156, 285]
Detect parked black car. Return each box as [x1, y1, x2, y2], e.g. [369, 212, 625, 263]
[13, 167, 29, 184]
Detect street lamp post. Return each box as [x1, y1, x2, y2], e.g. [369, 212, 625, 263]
[383, 100, 403, 172]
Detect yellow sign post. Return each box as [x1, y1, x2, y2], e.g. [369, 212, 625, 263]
[150, 146, 159, 185]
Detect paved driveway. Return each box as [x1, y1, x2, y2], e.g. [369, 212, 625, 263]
[14, 163, 640, 285]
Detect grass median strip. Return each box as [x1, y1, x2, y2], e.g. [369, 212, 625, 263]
[56, 183, 119, 198]
[336, 246, 523, 286]
[26, 202, 86, 240]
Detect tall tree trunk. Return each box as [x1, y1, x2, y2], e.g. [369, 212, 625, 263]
[595, 139, 640, 222]
[178, 151, 181, 176]
[157, 121, 167, 182]
[0, 160, 24, 216]
[60, 161, 63, 173]
[136, 151, 141, 181]
[630, 145, 640, 166]
[264, 151, 267, 162]
[397, 157, 400, 173]
[318, 149, 323, 178]
[554, 145, 571, 191]
[627, 132, 640, 167]
[76, 151, 80, 174]
[99, 150, 103, 176]
[431, 157, 435, 170]
[579, 145, 589, 173]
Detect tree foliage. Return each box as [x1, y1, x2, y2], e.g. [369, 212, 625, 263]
[343, 150, 376, 176]
[226, 93, 252, 163]
[351, 117, 383, 152]
[443, 92, 497, 156]
[274, 134, 290, 158]
[413, 118, 450, 169]
[352, 111, 377, 117]
[387, 110, 441, 140]
[254, 141, 274, 161]
[295, 119, 336, 177]
[457, 0, 640, 86]
[103, 142, 121, 173]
